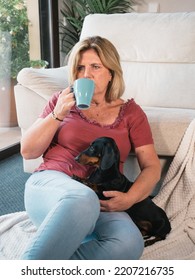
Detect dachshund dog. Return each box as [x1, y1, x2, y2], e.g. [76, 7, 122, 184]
[73, 137, 171, 246]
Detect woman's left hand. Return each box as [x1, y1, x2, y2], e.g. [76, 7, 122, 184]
[100, 191, 132, 212]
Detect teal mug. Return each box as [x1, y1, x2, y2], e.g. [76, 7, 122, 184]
[73, 78, 95, 109]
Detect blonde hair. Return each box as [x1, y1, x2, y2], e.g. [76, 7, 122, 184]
[68, 36, 125, 102]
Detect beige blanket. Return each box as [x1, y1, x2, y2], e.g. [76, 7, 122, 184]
[0, 119, 195, 260]
[142, 118, 195, 259]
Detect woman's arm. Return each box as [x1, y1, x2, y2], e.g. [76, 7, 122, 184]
[21, 88, 75, 159]
[100, 144, 161, 212]
[126, 144, 161, 203]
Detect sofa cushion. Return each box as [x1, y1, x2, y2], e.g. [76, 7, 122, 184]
[143, 107, 195, 156]
[81, 13, 195, 63]
[17, 66, 69, 100]
[121, 62, 195, 109]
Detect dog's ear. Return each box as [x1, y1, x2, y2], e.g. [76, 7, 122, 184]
[100, 142, 118, 170]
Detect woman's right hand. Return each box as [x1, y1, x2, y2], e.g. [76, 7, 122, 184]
[20, 86, 75, 160]
[53, 86, 75, 120]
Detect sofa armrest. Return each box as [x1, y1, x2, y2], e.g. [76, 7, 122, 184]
[14, 66, 70, 173]
[17, 66, 69, 100]
[14, 85, 48, 129]
[14, 66, 69, 129]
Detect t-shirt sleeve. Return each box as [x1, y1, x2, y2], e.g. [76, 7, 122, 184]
[126, 101, 154, 149]
[39, 91, 61, 118]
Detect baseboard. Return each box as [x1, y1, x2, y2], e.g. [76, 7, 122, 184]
[0, 143, 20, 160]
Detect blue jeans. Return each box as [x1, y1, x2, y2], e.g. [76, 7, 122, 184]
[21, 170, 144, 260]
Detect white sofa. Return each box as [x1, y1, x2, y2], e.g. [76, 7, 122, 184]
[14, 12, 195, 192]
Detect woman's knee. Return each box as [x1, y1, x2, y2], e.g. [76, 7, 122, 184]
[25, 172, 100, 227]
[63, 186, 100, 220]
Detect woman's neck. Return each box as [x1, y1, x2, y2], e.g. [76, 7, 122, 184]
[91, 97, 107, 107]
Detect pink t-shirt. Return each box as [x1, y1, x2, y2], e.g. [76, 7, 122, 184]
[35, 92, 153, 177]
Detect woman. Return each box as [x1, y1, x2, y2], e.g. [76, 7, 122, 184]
[21, 36, 161, 260]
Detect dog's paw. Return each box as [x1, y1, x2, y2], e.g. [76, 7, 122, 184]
[144, 236, 163, 247]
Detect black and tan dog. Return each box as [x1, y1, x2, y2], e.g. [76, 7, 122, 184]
[73, 136, 171, 246]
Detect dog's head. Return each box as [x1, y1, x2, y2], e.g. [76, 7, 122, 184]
[75, 137, 120, 170]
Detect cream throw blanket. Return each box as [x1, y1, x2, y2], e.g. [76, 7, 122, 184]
[141, 118, 195, 259]
[1, 119, 195, 260]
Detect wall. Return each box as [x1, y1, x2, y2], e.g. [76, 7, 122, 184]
[26, 0, 41, 60]
[136, 0, 195, 13]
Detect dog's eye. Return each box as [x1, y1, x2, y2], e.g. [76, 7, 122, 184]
[89, 146, 95, 152]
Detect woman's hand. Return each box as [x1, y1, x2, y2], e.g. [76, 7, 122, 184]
[54, 87, 75, 120]
[100, 191, 132, 212]
[100, 145, 161, 213]
[21, 86, 76, 159]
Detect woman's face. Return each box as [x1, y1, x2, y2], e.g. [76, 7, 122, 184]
[76, 49, 112, 98]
